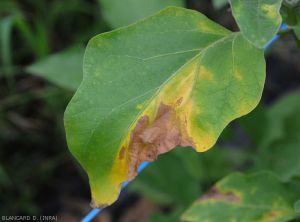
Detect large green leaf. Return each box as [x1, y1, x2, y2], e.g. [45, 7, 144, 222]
[182, 172, 297, 222]
[26, 47, 84, 91]
[99, 0, 184, 28]
[64, 7, 265, 207]
[230, 0, 283, 48]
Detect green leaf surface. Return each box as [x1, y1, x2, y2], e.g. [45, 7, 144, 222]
[99, 0, 185, 28]
[64, 7, 265, 207]
[26, 47, 84, 91]
[182, 172, 297, 222]
[256, 90, 300, 181]
[230, 0, 283, 48]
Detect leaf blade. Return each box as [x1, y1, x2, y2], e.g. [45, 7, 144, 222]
[230, 0, 283, 48]
[64, 7, 265, 207]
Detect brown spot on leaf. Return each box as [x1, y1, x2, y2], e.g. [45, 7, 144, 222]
[175, 97, 183, 106]
[199, 187, 240, 203]
[126, 103, 194, 180]
[119, 146, 126, 160]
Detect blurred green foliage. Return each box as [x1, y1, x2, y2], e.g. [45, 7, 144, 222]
[295, 200, 300, 213]
[99, 0, 185, 28]
[211, 0, 228, 10]
[255, 90, 300, 182]
[0, 16, 14, 79]
[26, 47, 84, 91]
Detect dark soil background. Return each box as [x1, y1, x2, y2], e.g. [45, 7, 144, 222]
[0, 0, 299, 221]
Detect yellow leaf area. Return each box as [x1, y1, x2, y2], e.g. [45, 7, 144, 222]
[91, 34, 265, 207]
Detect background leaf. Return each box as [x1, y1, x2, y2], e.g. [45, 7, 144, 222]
[239, 104, 268, 145]
[255, 90, 300, 181]
[26, 47, 84, 91]
[130, 146, 248, 206]
[0, 16, 14, 78]
[98, 0, 185, 28]
[230, 0, 283, 48]
[182, 172, 298, 222]
[295, 200, 300, 213]
[293, 23, 300, 40]
[212, 0, 228, 10]
[148, 212, 183, 222]
[129, 148, 202, 206]
[261, 90, 300, 147]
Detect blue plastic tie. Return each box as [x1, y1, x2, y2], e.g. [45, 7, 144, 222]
[264, 23, 288, 49]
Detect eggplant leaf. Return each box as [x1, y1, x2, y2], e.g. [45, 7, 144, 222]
[230, 0, 283, 48]
[64, 7, 265, 207]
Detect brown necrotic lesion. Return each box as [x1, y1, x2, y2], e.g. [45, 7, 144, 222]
[199, 186, 240, 203]
[126, 102, 194, 181]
